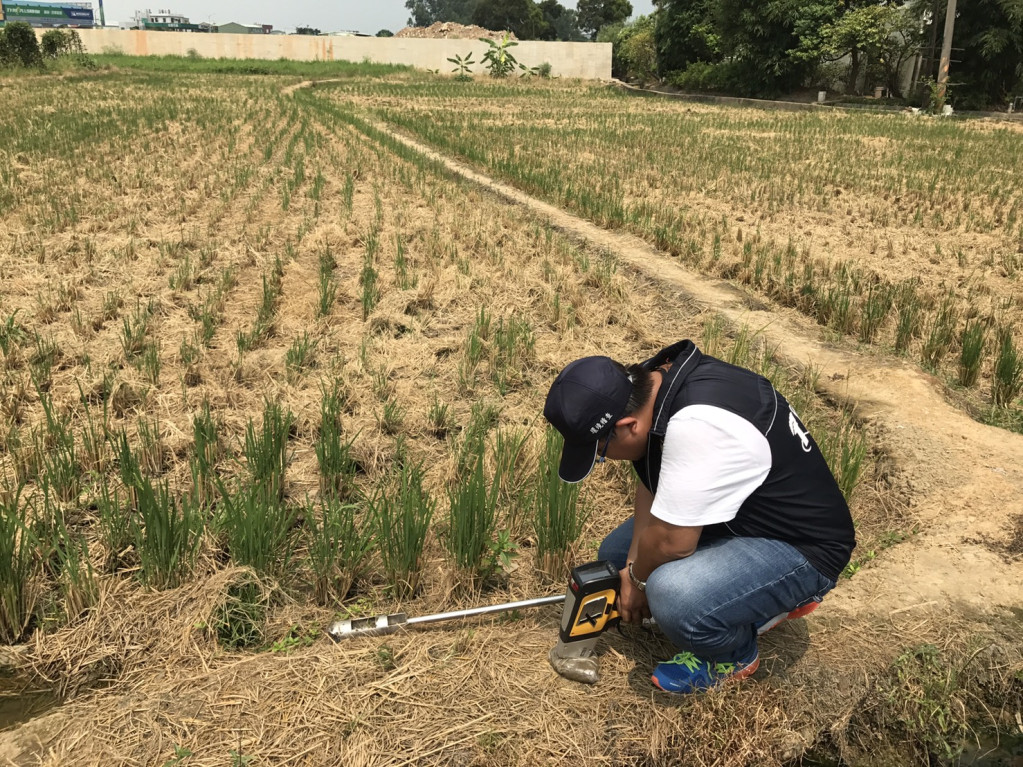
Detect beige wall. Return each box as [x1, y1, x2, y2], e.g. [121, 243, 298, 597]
[66, 29, 612, 80]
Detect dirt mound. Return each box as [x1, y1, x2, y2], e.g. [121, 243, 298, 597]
[395, 22, 516, 41]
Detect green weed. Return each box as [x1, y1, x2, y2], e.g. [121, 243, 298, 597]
[533, 428, 585, 581]
[243, 400, 294, 504]
[305, 495, 372, 605]
[0, 484, 40, 644]
[368, 460, 435, 597]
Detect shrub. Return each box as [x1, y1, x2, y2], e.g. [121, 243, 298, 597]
[668, 61, 734, 93]
[599, 16, 657, 84]
[0, 22, 43, 68]
[40, 29, 84, 59]
[619, 17, 657, 84]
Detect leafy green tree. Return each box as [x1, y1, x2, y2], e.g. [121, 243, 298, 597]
[578, 0, 634, 40]
[653, 0, 721, 73]
[537, 0, 584, 40]
[712, 0, 814, 96]
[830, 5, 920, 95]
[789, 1, 920, 95]
[621, 15, 658, 83]
[920, 0, 1023, 109]
[377, 29, 395, 37]
[0, 21, 43, 69]
[405, 0, 480, 27]
[473, 0, 547, 39]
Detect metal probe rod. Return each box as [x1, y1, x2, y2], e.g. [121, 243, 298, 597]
[405, 595, 565, 627]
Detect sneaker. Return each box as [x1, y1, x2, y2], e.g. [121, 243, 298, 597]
[651, 647, 760, 694]
[756, 600, 819, 636]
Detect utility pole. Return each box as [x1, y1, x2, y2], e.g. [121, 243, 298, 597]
[936, 0, 957, 105]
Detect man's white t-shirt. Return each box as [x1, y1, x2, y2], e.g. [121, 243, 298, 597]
[648, 404, 772, 527]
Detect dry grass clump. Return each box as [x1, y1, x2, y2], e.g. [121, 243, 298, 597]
[24, 567, 275, 698]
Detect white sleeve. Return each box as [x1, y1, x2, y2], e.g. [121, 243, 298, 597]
[649, 405, 772, 528]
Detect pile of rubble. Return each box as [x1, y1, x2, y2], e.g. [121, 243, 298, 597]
[395, 22, 516, 41]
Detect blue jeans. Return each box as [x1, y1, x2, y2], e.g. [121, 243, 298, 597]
[598, 517, 836, 664]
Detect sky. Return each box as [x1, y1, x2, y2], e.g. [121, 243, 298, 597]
[94, 0, 656, 35]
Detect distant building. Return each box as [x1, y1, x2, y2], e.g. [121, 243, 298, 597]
[216, 22, 272, 35]
[0, 0, 95, 28]
[119, 8, 205, 31]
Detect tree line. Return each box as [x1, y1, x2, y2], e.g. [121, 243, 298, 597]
[405, 0, 633, 42]
[653, 0, 1022, 109]
[406, 0, 1023, 110]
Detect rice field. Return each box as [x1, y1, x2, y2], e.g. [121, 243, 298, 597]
[0, 62, 1019, 766]
[322, 78, 1023, 428]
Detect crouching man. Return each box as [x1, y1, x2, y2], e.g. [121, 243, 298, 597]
[543, 340, 856, 693]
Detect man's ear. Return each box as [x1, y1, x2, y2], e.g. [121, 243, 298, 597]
[616, 416, 640, 436]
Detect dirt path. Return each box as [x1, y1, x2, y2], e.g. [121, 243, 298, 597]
[364, 117, 1023, 620]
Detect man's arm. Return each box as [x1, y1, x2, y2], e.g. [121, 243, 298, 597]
[618, 484, 702, 623]
[631, 518, 702, 581]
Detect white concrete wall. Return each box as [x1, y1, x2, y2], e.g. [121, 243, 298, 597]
[66, 29, 612, 80]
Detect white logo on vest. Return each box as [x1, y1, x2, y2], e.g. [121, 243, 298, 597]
[788, 409, 812, 452]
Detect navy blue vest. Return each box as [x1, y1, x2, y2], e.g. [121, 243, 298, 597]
[632, 341, 856, 581]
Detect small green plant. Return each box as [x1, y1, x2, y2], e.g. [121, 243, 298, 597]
[270, 623, 320, 653]
[446, 444, 500, 583]
[45, 497, 98, 624]
[859, 282, 894, 344]
[305, 495, 372, 604]
[533, 428, 585, 581]
[0, 311, 27, 357]
[360, 256, 379, 320]
[992, 324, 1023, 407]
[120, 299, 153, 360]
[317, 245, 337, 318]
[0, 484, 39, 644]
[921, 294, 959, 369]
[368, 460, 435, 597]
[447, 52, 475, 81]
[161, 744, 194, 767]
[237, 269, 282, 351]
[285, 332, 318, 383]
[96, 476, 131, 573]
[428, 395, 450, 438]
[217, 480, 297, 577]
[214, 576, 267, 649]
[378, 398, 405, 435]
[877, 643, 970, 762]
[957, 318, 987, 388]
[894, 286, 923, 355]
[190, 401, 221, 508]
[492, 315, 535, 393]
[315, 379, 360, 500]
[138, 340, 161, 384]
[493, 427, 531, 533]
[480, 34, 520, 78]
[817, 410, 868, 502]
[35, 390, 80, 503]
[131, 474, 201, 590]
[243, 400, 294, 504]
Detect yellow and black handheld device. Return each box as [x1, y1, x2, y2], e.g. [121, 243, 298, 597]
[548, 560, 621, 684]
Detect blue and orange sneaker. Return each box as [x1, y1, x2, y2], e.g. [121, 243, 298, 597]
[756, 600, 819, 636]
[651, 647, 760, 694]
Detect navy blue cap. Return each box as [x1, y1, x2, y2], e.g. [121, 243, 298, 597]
[543, 356, 632, 483]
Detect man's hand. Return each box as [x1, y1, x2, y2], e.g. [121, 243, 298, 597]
[618, 569, 650, 625]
